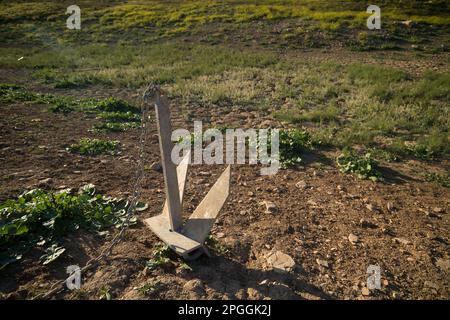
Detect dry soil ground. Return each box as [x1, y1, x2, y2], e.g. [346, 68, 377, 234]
[0, 49, 449, 300]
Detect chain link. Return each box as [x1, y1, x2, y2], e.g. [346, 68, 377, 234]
[33, 86, 154, 300]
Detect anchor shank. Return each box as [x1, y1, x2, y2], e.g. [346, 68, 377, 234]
[154, 94, 183, 231]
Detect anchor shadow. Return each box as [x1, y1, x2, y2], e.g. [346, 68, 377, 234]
[187, 253, 334, 300]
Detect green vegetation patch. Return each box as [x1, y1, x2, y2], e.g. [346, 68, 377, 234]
[336, 151, 382, 181]
[279, 129, 313, 168]
[0, 184, 142, 270]
[68, 138, 120, 156]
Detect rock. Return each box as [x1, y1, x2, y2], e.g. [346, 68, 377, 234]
[316, 259, 329, 268]
[366, 203, 379, 212]
[393, 237, 410, 245]
[199, 171, 211, 177]
[307, 200, 318, 207]
[247, 191, 254, 197]
[435, 258, 450, 272]
[348, 233, 359, 244]
[433, 207, 444, 214]
[360, 218, 377, 229]
[266, 251, 295, 273]
[260, 200, 278, 214]
[37, 178, 53, 187]
[215, 232, 225, 238]
[401, 20, 413, 27]
[183, 279, 205, 298]
[295, 180, 307, 189]
[361, 287, 370, 296]
[150, 162, 162, 172]
[387, 202, 396, 212]
[247, 288, 264, 300]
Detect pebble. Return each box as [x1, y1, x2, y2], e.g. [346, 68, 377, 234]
[316, 259, 329, 268]
[260, 200, 278, 214]
[361, 287, 370, 296]
[150, 162, 162, 172]
[348, 233, 359, 244]
[37, 178, 53, 187]
[295, 180, 307, 189]
[266, 251, 295, 273]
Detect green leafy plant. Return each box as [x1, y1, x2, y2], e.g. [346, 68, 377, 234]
[97, 111, 140, 122]
[40, 244, 66, 265]
[68, 138, 120, 156]
[93, 97, 139, 114]
[48, 101, 74, 114]
[99, 286, 112, 300]
[0, 184, 142, 270]
[279, 129, 313, 168]
[205, 235, 229, 255]
[137, 280, 161, 296]
[145, 244, 172, 270]
[336, 151, 382, 181]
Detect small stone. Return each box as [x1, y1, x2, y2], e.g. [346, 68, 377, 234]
[360, 218, 377, 229]
[393, 237, 410, 245]
[295, 180, 307, 189]
[307, 200, 318, 207]
[387, 202, 396, 212]
[199, 171, 211, 177]
[401, 20, 413, 27]
[382, 279, 389, 287]
[266, 251, 295, 273]
[433, 207, 444, 214]
[260, 201, 278, 214]
[361, 287, 370, 296]
[216, 232, 225, 238]
[37, 178, 53, 187]
[247, 288, 263, 300]
[366, 203, 377, 212]
[247, 191, 254, 197]
[150, 162, 162, 172]
[348, 233, 359, 244]
[316, 259, 329, 268]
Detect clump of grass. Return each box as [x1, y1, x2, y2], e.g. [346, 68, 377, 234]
[275, 105, 339, 124]
[336, 150, 382, 181]
[93, 97, 139, 113]
[97, 111, 140, 122]
[0, 184, 139, 270]
[48, 101, 74, 114]
[68, 138, 120, 156]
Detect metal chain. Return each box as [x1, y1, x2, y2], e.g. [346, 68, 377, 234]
[32, 87, 154, 300]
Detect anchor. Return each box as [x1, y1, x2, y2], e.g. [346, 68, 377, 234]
[143, 85, 231, 260]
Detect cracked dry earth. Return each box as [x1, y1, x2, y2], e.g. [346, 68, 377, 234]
[0, 69, 449, 300]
